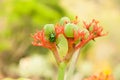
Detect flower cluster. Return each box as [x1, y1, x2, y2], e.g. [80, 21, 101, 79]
[32, 16, 107, 64]
[84, 73, 114, 80]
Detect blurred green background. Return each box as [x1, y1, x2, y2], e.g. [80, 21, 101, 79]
[0, 0, 120, 80]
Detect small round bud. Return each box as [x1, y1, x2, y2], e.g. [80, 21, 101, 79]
[89, 25, 94, 32]
[44, 24, 55, 37]
[64, 23, 78, 38]
[44, 24, 56, 42]
[59, 17, 70, 26]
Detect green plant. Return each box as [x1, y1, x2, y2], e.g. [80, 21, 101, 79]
[32, 16, 107, 80]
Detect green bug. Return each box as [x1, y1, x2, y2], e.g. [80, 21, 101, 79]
[49, 33, 56, 42]
[43, 24, 56, 42]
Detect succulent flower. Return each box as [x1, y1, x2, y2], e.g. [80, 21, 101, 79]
[84, 73, 114, 80]
[32, 16, 108, 80]
[32, 16, 107, 64]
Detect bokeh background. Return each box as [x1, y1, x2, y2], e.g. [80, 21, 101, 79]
[0, 0, 120, 80]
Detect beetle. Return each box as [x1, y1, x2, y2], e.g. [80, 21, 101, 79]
[43, 24, 56, 42]
[49, 33, 56, 42]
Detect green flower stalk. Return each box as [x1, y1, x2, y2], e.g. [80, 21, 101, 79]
[32, 16, 107, 80]
[58, 62, 67, 80]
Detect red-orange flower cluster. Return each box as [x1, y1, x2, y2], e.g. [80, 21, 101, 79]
[32, 30, 56, 49]
[32, 16, 107, 63]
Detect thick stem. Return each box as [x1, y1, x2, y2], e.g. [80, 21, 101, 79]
[65, 49, 80, 80]
[58, 62, 67, 80]
[63, 46, 75, 62]
[51, 47, 62, 64]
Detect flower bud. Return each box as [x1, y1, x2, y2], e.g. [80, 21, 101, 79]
[59, 17, 70, 26]
[44, 24, 55, 36]
[89, 25, 94, 31]
[64, 23, 78, 38]
[44, 24, 56, 42]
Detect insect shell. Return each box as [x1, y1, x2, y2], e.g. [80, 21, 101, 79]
[49, 33, 56, 42]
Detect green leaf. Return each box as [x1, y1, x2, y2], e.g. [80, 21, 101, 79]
[56, 34, 68, 58]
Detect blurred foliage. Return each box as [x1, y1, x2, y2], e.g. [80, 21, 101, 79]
[2, 77, 31, 80]
[0, 0, 69, 79]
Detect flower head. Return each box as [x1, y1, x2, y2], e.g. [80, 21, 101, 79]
[32, 16, 107, 64]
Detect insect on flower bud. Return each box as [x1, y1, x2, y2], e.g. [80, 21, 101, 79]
[59, 17, 70, 26]
[64, 23, 78, 38]
[44, 24, 55, 36]
[44, 24, 56, 42]
[49, 33, 56, 42]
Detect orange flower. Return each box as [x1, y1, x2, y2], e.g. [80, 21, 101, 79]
[84, 73, 114, 80]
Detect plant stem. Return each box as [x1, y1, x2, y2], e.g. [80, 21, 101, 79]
[65, 49, 80, 80]
[58, 62, 67, 80]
